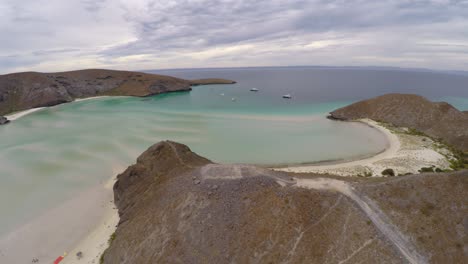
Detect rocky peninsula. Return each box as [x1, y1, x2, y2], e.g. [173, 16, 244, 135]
[0, 69, 235, 123]
[283, 94, 468, 176]
[99, 140, 466, 264]
[328, 93, 468, 152]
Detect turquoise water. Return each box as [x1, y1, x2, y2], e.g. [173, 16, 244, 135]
[440, 96, 468, 111]
[0, 84, 389, 235]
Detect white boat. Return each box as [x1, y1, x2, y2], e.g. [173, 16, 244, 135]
[250, 88, 259, 92]
[231, 97, 237, 101]
[220, 93, 225, 96]
[282, 94, 292, 99]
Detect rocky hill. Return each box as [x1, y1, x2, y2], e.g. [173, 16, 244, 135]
[0, 69, 235, 119]
[328, 94, 468, 152]
[101, 141, 466, 264]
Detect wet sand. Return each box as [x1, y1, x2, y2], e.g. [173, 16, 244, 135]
[0, 178, 118, 264]
[278, 119, 452, 176]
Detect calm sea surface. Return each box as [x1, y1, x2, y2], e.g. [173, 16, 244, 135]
[0, 67, 467, 236]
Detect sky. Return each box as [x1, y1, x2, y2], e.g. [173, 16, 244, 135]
[1, 0, 468, 73]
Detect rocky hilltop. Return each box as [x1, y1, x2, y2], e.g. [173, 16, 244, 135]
[101, 141, 466, 264]
[329, 94, 468, 152]
[0, 69, 235, 119]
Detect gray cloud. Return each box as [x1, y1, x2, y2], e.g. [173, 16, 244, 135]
[1, 0, 467, 73]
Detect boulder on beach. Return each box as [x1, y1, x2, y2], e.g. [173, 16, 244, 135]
[0, 116, 9, 125]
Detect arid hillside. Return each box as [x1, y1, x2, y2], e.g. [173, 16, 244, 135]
[329, 94, 468, 152]
[0, 69, 235, 116]
[101, 141, 466, 264]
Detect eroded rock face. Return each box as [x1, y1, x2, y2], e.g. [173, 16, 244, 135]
[0, 116, 9, 125]
[0, 69, 235, 116]
[102, 141, 467, 264]
[329, 93, 468, 151]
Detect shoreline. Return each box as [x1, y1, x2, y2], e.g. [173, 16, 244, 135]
[277, 118, 453, 176]
[274, 119, 399, 173]
[0, 176, 119, 264]
[5, 107, 46, 121]
[4, 96, 113, 121]
[265, 141, 389, 169]
[74, 95, 114, 102]
[61, 177, 119, 264]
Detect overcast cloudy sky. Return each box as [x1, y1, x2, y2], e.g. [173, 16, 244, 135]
[1, 0, 467, 73]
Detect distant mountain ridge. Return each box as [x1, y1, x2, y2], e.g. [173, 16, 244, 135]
[0, 69, 235, 119]
[329, 93, 468, 152]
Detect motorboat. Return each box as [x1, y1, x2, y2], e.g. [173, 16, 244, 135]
[282, 94, 292, 99]
[250, 88, 259, 92]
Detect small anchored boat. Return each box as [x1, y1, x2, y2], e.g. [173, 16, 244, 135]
[231, 97, 237, 101]
[250, 88, 259, 92]
[282, 94, 292, 99]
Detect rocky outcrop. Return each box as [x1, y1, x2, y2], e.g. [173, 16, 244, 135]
[0, 116, 9, 125]
[101, 141, 466, 264]
[329, 94, 468, 152]
[0, 69, 235, 116]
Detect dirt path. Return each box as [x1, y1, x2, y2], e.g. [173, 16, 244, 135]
[199, 164, 295, 185]
[196, 163, 426, 263]
[295, 178, 427, 264]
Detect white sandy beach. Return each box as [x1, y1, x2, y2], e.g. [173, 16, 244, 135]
[61, 178, 119, 264]
[0, 177, 118, 264]
[74, 96, 114, 102]
[277, 119, 453, 176]
[4, 96, 112, 122]
[5, 107, 46, 121]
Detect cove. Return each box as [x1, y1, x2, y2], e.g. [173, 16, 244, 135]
[0, 85, 388, 236]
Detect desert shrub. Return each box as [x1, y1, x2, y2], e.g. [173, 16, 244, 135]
[100, 232, 117, 264]
[406, 128, 426, 137]
[419, 167, 434, 173]
[381, 168, 395, 176]
[357, 171, 372, 177]
[398, 172, 413, 176]
[108, 232, 116, 245]
[450, 158, 467, 170]
[445, 147, 468, 170]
